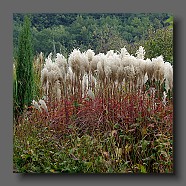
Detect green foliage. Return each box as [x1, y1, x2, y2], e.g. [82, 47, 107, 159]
[13, 116, 173, 173]
[164, 16, 173, 29]
[13, 13, 171, 56]
[144, 28, 173, 63]
[14, 15, 34, 117]
[13, 91, 173, 173]
[13, 13, 173, 173]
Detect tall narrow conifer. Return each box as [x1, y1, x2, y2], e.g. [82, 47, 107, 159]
[15, 15, 33, 115]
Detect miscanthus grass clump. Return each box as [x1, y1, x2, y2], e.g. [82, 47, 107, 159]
[14, 46, 173, 173]
[40, 46, 173, 103]
[13, 46, 173, 113]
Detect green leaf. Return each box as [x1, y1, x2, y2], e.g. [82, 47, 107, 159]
[140, 165, 147, 173]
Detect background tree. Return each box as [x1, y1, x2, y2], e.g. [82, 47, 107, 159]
[14, 15, 34, 117]
[144, 27, 173, 63]
[13, 13, 172, 58]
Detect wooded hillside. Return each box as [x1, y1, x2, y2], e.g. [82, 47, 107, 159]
[13, 13, 173, 63]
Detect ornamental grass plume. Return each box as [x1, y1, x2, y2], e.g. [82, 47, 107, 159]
[84, 49, 95, 75]
[39, 52, 44, 63]
[41, 53, 68, 99]
[68, 49, 82, 78]
[164, 62, 173, 92]
[82, 74, 89, 98]
[119, 47, 130, 60]
[80, 52, 89, 74]
[39, 99, 48, 112]
[90, 55, 99, 76]
[133, 66, 143, 89]
[87, 89, 95, 100]
[45, 53, 53, 71]
[41, 68, 48, 87]
[106, 50, 115, 57]
[152, 55, 165, 84]
[117, 65, 125, 84]
[66, 67, 73, 85]
[96, 54, 106, 82]
[39, 46, 173, 102]
[162, 91, 167, 106]
[138, 59, 147, 76]
[32, 100, 41, 112]
[146, 58, 154, 82]
[107, 55, 119, 82]
[123, 65, 135, 90]
[136, 46, 146, 60]
[104, 61, 112, 80]
[54, 80, 61, 102]
[143, 73, 148, 85]
[90, 75, 97, 90]
[55, 53, 68, 75]
[85, 49, 95, 62]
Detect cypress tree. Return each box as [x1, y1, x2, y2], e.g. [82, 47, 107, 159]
[15, 15, 33, 116]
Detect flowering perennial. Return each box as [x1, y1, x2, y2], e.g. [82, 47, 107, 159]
[40, 46, 173, 101]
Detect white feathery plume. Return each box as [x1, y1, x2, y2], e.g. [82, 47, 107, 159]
[138, 59, 147, 76]
[42, 78, 49, 97]
[124, 65, 135, 81]
[146, 58, 154, 82]
[90, 55, 99, 76]
[39, 52, 43, 62]
[42, 54, 59, 86]
[88, 89, 95, 100]
[54, 80, 61, 102]
[32, 100, 41, 112]
[45, 80, 49, 97]
[104, 61, 112, 79]
[117, 65, 125, 84]
[55, 53, 67, 74]
[68, 49, 82, 77]
[39, 99, 48, 112]
[106, 50, 115, 57]
[162, 91, 167, 106]
[107, 55, 119, 82]
[81, 52, 89, 74]
[48, 52, 53, 59]
[90, 75, 97, 89]
[96, 53, 106, 81]
[164, 62, 173, 92]
[41, 68, 48, 86]
[135, 59, 147, 89]
[47, 63, 62, 84]
[136, 46, 146, 59]
[82, 74, 89, 98]
[85, 49, 95, 62]
[40, 46, 173, 102]
[44, 53, 53, 71]
[97, 60, 104, 79]
[134, 66, 142, 88]
[66, 67, 73, 82]
[47, 68, 55, 85]
[143, 73, 148, 84]
[121, 54, 136, 67]
[131, 57, 140, 68]
[152, 55, 165, 83]
[120, 47, 130, 60]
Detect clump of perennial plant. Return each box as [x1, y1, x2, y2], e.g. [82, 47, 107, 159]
[40, 46, 173, 103]
[32, 99, 48, 113]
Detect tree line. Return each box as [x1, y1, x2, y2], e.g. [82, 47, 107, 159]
[13, 13, 173, 63]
